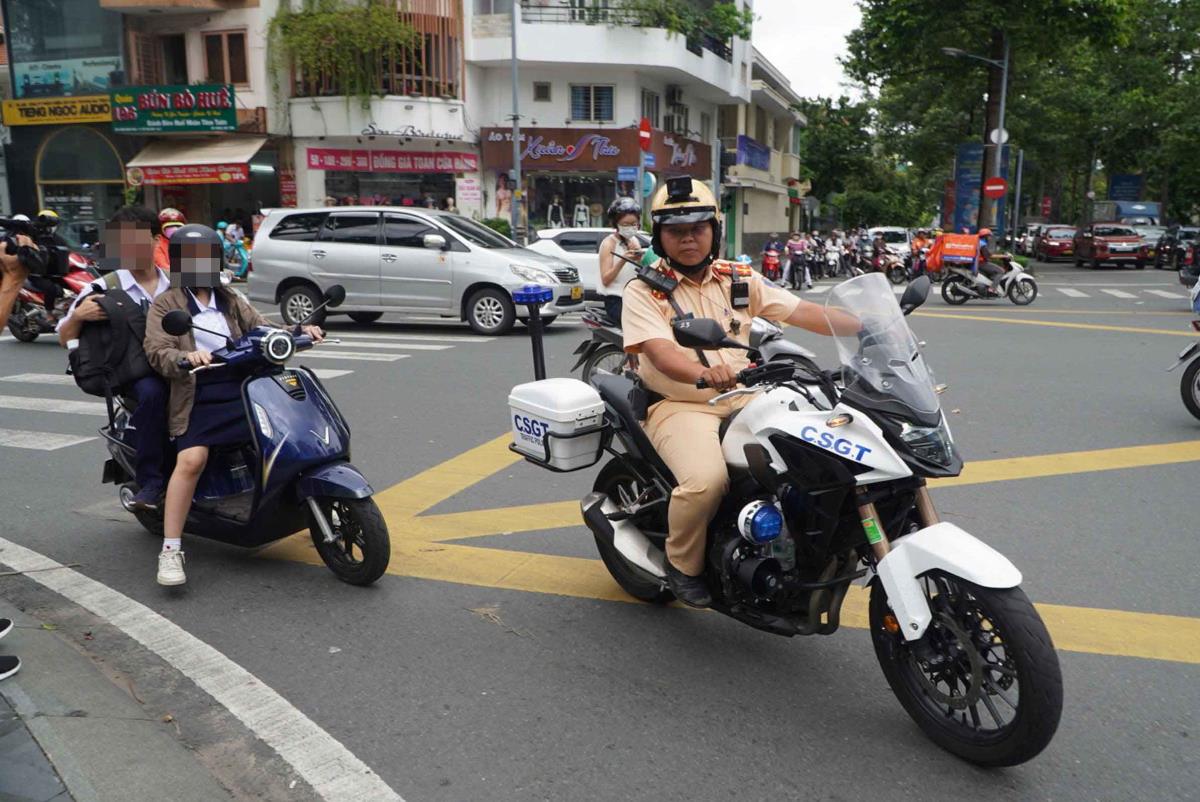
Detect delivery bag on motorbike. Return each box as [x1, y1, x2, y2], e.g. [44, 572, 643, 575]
[69, 277, 154, 398]
[926, 233, 978, 273]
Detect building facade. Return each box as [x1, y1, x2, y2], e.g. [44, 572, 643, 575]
[718, 47, 804, 257]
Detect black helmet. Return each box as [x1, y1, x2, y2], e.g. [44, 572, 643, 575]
[607, 196, 641, 227]
[168, 224, 225, 288]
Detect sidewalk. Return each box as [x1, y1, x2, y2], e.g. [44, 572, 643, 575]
[0, 597, 232, 802]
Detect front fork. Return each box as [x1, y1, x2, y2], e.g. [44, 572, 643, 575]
[857, 484, 939, 563]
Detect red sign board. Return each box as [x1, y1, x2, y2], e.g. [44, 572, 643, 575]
[127, 163, 248, 186]
[983, 177, 1008, 199]
[279, 170, 297, 208]
[638, 117, 652, 152]
[305, 148, 478, 173]
[1040, 195, 1053, 218]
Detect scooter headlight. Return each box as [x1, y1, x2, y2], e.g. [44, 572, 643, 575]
[262, 330, 295, 365]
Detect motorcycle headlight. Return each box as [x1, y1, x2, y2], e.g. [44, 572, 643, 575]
[510, 264, 559, 285]
[899, 419, 956, 467]
[262, 329, 295, 365]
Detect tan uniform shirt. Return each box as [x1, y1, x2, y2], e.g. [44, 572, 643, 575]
[622, 260, 801, 403]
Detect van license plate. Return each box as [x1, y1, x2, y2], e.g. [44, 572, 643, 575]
[571, 286, 582, 300]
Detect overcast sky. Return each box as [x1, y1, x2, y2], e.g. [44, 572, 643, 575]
[752, 0, 862, 100]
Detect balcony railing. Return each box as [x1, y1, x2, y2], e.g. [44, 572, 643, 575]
[518, 1, 734, 62]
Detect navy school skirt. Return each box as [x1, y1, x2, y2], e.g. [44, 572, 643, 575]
[175, 374, 252, 451]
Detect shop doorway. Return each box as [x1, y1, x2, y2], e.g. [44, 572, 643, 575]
[36, 127, 125, 248]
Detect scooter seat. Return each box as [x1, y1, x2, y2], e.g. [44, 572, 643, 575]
[591, 373, 675, 486]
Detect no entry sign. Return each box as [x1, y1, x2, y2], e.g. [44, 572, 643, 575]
[983, 177, 1008, 199]
[638, 117, 652, 152]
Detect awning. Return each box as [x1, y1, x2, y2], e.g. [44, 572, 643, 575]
[125, 136, 267, 186]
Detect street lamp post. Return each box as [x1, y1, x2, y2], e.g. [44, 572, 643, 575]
[942, 37, 1010, 232]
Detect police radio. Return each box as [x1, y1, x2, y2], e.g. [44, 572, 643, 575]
[730, 270, 750, 310]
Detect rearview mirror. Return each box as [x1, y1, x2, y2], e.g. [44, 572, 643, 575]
[899, 275, 931, 316]
[672, 317, 747, 351]
[324, 285, 346, 308]
[162, 309, 193, 337]
[423, 233, 447, 250]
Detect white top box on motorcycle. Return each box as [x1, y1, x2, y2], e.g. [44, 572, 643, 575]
[509, 378, 605, 472]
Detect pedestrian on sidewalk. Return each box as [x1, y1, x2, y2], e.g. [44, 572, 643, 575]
[0, 617, 19, 680]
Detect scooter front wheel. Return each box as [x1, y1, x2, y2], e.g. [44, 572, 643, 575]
[308, 497, 390, 585]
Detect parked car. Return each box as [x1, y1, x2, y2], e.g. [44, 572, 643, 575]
[1034, 226, 1077, 262]
[1073, 222, 1147, 269]
[867, 226, 912, 259]
[248, 207, 583, 336]
[1132, 225, 1167, 262]
[1154, 225, 1199, 270]
[527, 227, 651, 298]
[1179, 242, 1199, 289]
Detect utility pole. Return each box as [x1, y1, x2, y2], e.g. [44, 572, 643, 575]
[510, 2, 523, 243]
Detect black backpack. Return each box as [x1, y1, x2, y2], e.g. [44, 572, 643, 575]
[69, 273, 154, 401]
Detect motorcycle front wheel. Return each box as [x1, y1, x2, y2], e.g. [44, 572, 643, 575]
[887, 265, 908, 285]
[307, 497, 390, 585]
[1007, 278, 1038, 306]
[869, 571, 1063, 766]
[1180, 358, 1200, 420]
[941, 277, 970, 305]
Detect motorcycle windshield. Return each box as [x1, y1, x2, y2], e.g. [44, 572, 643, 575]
[824, 273, 940, 414]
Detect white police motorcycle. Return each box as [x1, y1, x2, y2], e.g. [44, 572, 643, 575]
[508, 274, 1062, 766]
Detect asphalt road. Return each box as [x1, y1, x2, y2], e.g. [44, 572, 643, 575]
[0, 259, 1197, 801]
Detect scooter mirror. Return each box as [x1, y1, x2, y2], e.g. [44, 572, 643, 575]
[324, 285, 346, 308]
[673, 317, 746, 351]
[899, 275, 931, 316]
[162, 309, 193, 336]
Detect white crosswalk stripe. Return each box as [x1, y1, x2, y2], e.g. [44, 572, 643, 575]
[296, 351, 410, 362]
[322, 340, 452, 352]
[0, 395, 108, 416]
[320, 331, 493, 344]
[1, 373, 76, 386]
[1100, 289, 1138, 299]
[1056, 288, 1090, 298]
[0, 428, 97, 451]
[1145, 289, 1186, 299]
[803, 286, 832, 294]
[310, 369, 353, 380]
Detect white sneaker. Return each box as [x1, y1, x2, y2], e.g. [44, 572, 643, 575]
[157, 550, 186, 586]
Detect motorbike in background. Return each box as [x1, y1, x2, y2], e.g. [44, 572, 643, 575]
[762, 248, 783, 282]
[1168, 318, 1200, 420]
[6, 252, 98, 342]
[941, 256, 1038, 306]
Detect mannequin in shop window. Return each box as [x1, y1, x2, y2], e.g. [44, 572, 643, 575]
[573, 197, 590, 228]
[547, 195, 565, 228]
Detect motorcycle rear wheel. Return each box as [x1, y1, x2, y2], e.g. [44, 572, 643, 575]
[941, 277, 969, 305]
[869, 571, 1062, 767]
[592, 459, 674, 604]
[307, 497, 390, 586]
[581, 344, 625, 384]
[6, 310, 39, 342]
[1180, 358, 1200, 421]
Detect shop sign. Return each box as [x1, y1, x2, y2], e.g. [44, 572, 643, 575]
[279, 170, 298, 207]
[13, 56, 123, 99]
[361, 123, 464, 140]
[1040, 195, 1053, 218]
[736, 135, 771, 172]
[455, 177, 482, 204]
[617, 166, 639, 182]
[126, 163, 249, 186]
[305, 148, 478, 173]
[110, 84, 237, 134]
[482, 127, 709, 177]
[1, 95, 112, 126]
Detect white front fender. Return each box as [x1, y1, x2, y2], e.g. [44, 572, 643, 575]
[875, 522, 1022, 641]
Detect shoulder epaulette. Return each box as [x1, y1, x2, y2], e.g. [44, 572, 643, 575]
[712, 261, 753, 279]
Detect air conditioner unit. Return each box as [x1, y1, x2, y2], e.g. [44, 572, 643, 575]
[665, 86, 683, 106]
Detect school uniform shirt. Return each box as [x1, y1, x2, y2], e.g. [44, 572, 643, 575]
[186, 289, 233, 354]
[56, 268, 171, 334]
[622, 259, 801, 403]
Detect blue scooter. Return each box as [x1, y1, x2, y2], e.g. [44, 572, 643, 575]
[101, 285, 391, 585]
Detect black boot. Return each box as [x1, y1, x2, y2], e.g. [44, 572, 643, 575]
[665, 563, 712, 608]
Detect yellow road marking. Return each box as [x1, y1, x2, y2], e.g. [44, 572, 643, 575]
[915, 310, 1194, 337]
[265, 435, 1200, 665]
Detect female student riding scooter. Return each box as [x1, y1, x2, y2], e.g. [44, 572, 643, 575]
[144, 224, 323, 586]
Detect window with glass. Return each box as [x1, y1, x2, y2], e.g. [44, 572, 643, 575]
[641, 90, 660, 128]
[4, 0, 123, 98]
[320, 215, 380, 245]
[204, 30, 249, 86]
[533, 82, 552, 102]
[570, 85, 614, 122]
[271, 213, 328, 241]
[700, 112, 712, 143]
[473, 0, 512, 11]
[384, 215, 437, 248]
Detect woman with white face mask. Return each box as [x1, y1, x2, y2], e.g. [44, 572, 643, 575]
[597, 196, 643, 324]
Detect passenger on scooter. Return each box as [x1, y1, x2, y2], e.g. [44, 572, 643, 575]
[597, 196, 643, 324]
[976, 228, 1005, 292]
[621, 177, 859, 608]
[153, 208, 186, 271]
[58, 206, 173, 510]
[144, 224, 323, 586]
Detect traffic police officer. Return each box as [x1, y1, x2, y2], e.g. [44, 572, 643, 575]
[621, 177, 857, 607]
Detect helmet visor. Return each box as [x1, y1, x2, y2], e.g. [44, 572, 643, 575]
[653, 206, 716, 227]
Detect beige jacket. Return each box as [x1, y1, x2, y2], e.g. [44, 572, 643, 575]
[144, 287, 271, 437]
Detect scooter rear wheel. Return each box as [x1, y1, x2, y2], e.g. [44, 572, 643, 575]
[6, 310, 40, 342]
[308, 497, 390, 585]
[592, 459, 674, 605]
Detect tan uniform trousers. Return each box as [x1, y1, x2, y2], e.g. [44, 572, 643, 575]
[644, 394, 754, 576]
[0, 262, 27, 331]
